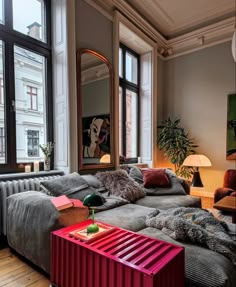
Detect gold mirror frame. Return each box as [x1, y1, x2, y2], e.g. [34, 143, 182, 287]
[77, 48, 114, 171]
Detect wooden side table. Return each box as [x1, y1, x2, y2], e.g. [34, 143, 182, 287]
[190, 187, 214, 209]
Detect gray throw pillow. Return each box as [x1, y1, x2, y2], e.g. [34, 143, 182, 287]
[40, 172, 105, 201]
[129, 167, 186, 195]
[94, 192, 129, 212]
[96, 169, 145, 203]
[81, 174, 107, 193]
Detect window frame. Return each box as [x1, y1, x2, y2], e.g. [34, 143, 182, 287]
[119, 43, 140, 161]
[0, 0, 53, 173]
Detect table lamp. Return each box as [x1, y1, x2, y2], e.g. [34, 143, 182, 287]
[183, 154, 212, 187]
[83, 193, 104, 233]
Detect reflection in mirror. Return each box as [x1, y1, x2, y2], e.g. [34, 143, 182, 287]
[78, 49, 113, 170]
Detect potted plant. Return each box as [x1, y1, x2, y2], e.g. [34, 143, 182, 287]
[39, 142, 55, 171]
[157, 118, 198, 179]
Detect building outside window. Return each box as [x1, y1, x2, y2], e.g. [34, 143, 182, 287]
[0, 127, 5, 158]
[119, 44, 140, 161]
[27, 130, 39, 157]
[27, 85, 38, 110]
[0, 0, 52, 172]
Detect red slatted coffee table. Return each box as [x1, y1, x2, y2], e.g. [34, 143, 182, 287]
[51, 219, 184, 287]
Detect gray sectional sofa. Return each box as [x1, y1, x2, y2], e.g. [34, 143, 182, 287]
[5, 169, 236, 287]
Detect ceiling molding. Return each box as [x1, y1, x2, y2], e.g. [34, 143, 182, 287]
[81, 63, 109, 85]
[84, 0, 235, 59]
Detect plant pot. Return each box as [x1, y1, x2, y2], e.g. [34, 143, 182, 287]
[44, 157, 51, 171]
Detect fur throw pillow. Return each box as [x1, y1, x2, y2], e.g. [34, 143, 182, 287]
[96, 169, 145, 203]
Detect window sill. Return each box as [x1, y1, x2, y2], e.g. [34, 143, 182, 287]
[0, 170, 64, 182]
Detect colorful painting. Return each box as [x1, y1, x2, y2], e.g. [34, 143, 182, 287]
[227, 93, 236, 160]
[82, 114, 110, 158]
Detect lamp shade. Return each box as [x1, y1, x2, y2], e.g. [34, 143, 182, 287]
[83, 193, 104, 207]
[100, 154, 110, 163]
[183, 154, 212, 167]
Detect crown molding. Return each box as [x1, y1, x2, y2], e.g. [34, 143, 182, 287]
[81, 63, 109, 85]
[84, 0, 236, 59]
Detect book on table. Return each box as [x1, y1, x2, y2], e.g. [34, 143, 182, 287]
[50, 195, 84, 211]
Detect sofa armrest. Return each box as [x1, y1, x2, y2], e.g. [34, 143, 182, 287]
[214, 187, 235, 203]
[6, 191, 88, 274]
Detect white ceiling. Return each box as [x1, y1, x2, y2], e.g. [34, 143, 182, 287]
[96, 0, 235, 38]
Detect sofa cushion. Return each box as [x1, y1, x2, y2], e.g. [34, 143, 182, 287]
[40, 172, 103, 201]
[141, 168, 171, 188]
[138, 227, 236, 287]
[96, 169, 145, 202]
[94, 192, 129, 212]
[81, 174, 107, 193]
[135, 195, 201, 209]
[129, 166, 186, 195]
[93, 204, 155, 232]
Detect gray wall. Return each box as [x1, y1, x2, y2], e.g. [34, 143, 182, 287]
[76, 0, 113, 63]
[158, 41, 236, 191]
[82, 78, 110, 117]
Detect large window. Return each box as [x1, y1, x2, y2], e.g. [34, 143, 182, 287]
[119, 44, 139, 160]
[0, 0, 52, 172]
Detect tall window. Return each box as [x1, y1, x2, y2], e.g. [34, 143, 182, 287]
[27, 85, 38, 110]
[0, 0, 52, 172]
[27, 130, 39, 157]
[0, 127, 5, 158]
[119, 44, 139, 160]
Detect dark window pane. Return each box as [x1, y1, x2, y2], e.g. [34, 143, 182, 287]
[13, 0, 46, 42]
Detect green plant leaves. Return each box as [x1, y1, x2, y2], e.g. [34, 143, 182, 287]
[157, 118, 198, 179]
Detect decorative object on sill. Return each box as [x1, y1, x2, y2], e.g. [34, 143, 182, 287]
[100, 154, 111, 163]
[226, 93, 236, 160]
[232, 30, 236, 62]
[25, 165, 31, 173]
[34, 161, 39, 172]
[157, 118, 198, 179]
[183, 154, 212, 187]
[83, 193, 104, 233]
[39, 142, 55, 171]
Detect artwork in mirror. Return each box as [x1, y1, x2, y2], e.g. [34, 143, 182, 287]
[77, 49, 114, 170]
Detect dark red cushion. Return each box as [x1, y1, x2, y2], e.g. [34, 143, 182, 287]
[141, 169, 171, 188]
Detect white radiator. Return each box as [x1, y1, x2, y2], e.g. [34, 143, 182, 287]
[0, 175, 61, 236]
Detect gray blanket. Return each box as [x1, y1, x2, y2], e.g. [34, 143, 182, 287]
[146, 207, 236, 265]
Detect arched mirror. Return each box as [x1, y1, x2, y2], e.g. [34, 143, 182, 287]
[77, 49, 114, 170]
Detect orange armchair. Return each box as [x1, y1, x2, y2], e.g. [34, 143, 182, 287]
[214, 169, 236, 203]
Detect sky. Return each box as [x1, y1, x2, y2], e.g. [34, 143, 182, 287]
[0, 0, 42, 34]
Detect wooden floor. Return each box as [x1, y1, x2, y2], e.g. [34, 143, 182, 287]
[0, 247, 50, 287]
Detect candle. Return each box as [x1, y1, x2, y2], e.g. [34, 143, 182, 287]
[25, 165, 31, 173]
[34, 161, 39, 172]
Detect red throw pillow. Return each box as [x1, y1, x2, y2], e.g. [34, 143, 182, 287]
[141, 168, 171, 188]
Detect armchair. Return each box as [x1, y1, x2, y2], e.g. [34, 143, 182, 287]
[214, 169, 236, 203]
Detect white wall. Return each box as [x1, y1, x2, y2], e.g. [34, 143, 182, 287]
[157, 41, 236, 191]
